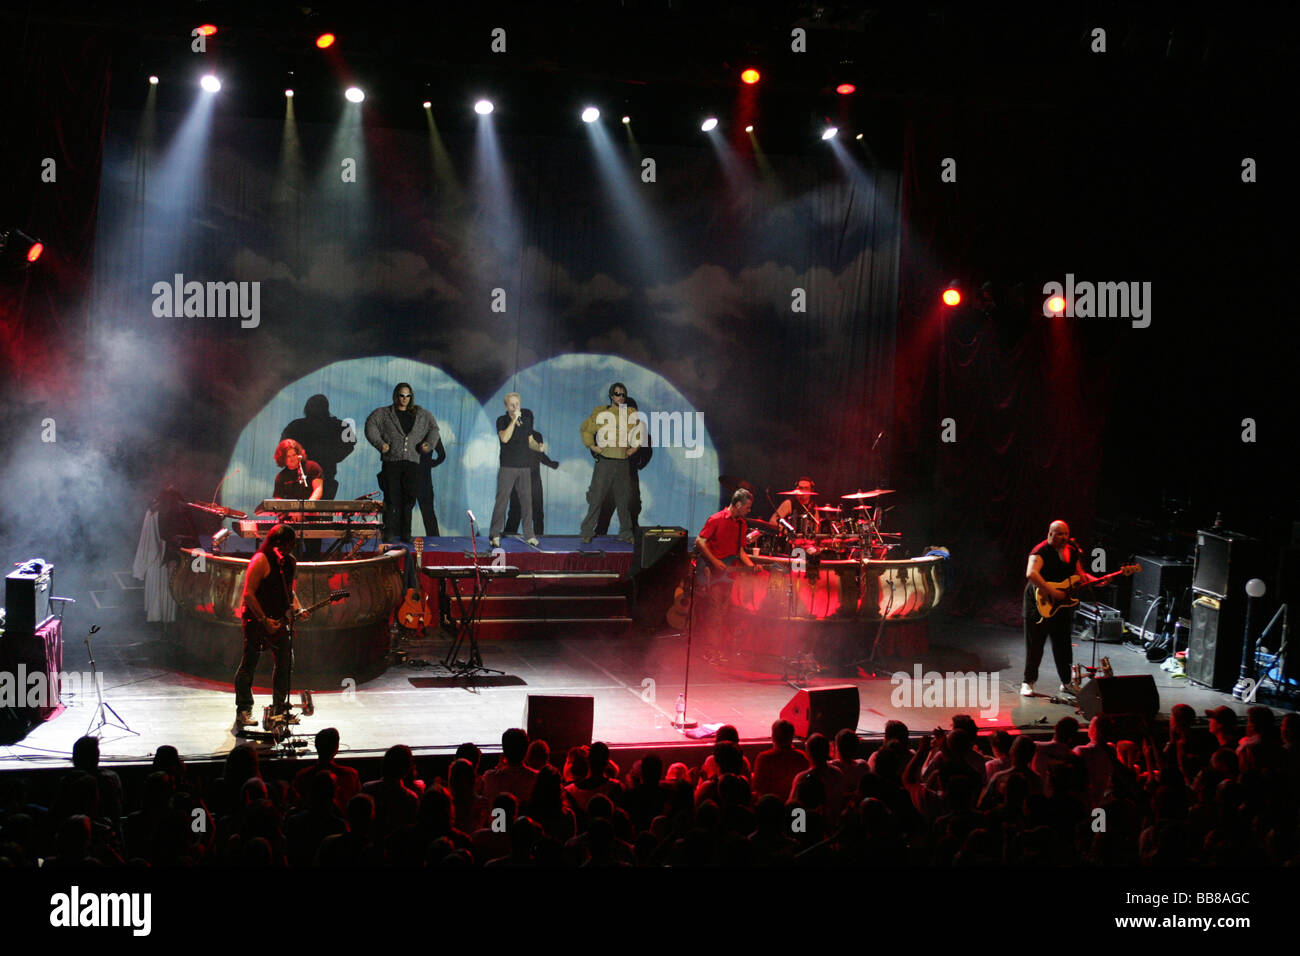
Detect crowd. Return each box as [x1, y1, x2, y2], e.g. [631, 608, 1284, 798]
[1, 705, 1297, 866]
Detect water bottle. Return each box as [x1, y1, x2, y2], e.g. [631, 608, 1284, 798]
[675, 693, 686, 724]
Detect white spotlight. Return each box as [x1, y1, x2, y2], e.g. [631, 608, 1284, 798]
[285, 89, 294, 98]
[148, 75, 159, 86]
[474, 99, 494, 115]
[345, 86, 365, 103]
[200, 74, 221, 94]
[422, 100, 432, 109]
[701, 117, 718, 132]
[821, 126, 838, 140]
[621, 115, 630, 124]
[744, 124, 754, 133]
[581, 106, 600, 123]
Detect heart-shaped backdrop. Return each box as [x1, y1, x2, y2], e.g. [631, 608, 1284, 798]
[221, 354, 719, 537]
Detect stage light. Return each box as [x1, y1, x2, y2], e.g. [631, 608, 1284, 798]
[200, 74, 221, 93]
[345, 86, 364, 103]
[1046, 295, 1065, 314]
[741, 68, 761, 84]
[581, 106, 600, 123]
[942, 284, 962, 307]
[148, 75, 159, 85]
[622, 115, 630, 124]
[820, 126, 838, 140]
[836, 82, 856, 95]
[474, 99, 494, 115]
[0, 228, 44, 268]
[855, 133, 863, 140]
[196, 24, 217, 37]
[316, 33, 336, 49]
[423, 100, 432, 109]
[285, 89, 294, 98]
[701, 117, 718, 132]
[744, 124, 754, 133]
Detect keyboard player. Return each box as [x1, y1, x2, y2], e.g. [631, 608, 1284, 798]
[274, 439, 325, 502]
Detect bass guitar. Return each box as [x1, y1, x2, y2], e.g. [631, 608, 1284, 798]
[1035, 564, 1139, 621]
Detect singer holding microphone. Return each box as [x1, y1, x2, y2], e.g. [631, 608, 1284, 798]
[234, 524, 310, 731]
[488, 392, 543, 548]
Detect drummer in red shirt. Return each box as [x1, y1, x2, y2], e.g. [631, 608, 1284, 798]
[696, 489, 758, 577]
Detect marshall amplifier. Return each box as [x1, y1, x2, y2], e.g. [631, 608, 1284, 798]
[4, 560, 55, 635]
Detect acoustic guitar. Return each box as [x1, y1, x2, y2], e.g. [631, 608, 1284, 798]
[398, 537, 435, 632]
[1035, 564, 1139, 621]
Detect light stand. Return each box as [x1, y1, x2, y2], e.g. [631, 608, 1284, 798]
[1233, 578, 1267, 701]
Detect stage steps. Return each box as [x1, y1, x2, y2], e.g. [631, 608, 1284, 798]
[431, 568, 634, 640]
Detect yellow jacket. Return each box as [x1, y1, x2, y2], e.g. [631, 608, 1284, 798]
[579, 404, 643, 459]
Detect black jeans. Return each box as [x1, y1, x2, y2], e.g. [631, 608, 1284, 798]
[381, 461, 421, 542]
[235, 620, 292, 713]
[1023, 608, 1074, 685]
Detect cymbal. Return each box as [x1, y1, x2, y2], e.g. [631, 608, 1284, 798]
[778, 488, 818, 496]
[841, 489, 895, 500]
[747, 518, 780, 533]
[815, 505, 842, 513]
[189, 501, 247, 519]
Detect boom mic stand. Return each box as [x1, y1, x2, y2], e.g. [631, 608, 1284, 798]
[85, 625, 137, 738]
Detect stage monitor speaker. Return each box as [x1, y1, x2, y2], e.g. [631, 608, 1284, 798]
[1076, 675, 1159, 722]
[630, 527, 687, 577]
[1127, 555, 1191, 634]
[1187, 595, 1246, 690]
[524, 694, 593, 755]
[779, 685, 860, 739]
[4, 561, 54, 636]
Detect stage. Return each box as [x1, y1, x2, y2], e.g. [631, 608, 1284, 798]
[1, 547, 1275, 770]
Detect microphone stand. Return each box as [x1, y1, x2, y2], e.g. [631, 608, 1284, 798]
[673, 557, 699, 730]
[85, 625, 137, 738]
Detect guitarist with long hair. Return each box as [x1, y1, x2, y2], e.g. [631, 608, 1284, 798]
[1021, 520, 1097, 698]
[235, 524, 311, 731]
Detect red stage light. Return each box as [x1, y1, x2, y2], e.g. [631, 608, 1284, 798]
[316, 33, 336, 49]
[27, 242, 43, 263]
[942, 288, 961, 307]
[196, 24, 217, 37]
[1046, 295, 1065, 314]
[835, 83, 856, 95]
[741, 68, 761, 84]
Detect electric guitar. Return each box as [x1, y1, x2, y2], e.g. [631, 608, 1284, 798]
[398, 537, 435, 632]
[1035, 564, 1139, 621]
[256, 589, 349, 649]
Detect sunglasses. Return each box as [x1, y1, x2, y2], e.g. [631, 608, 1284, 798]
[397, 394, 412, 399]
[612, 391, 626, 397]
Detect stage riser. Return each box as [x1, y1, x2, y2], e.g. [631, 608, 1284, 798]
[475, 619, 631, 641]
[477, 595, 628, 618]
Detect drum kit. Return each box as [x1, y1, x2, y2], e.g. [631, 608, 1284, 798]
[723, 476, 904, 561]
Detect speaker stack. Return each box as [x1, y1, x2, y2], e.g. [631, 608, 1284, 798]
[1186, 530, 1260, 690]
[627, 527, 688, 626]
[778, 685, 860, 739]
[1127, 554, 1192, 640]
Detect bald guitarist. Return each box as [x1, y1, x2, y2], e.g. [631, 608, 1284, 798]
[1021, 520, 1096, 698]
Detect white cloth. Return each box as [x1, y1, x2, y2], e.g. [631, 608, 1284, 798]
[133, 508, 176, 623]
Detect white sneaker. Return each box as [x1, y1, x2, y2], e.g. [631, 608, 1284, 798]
[490, 536, 500, 547]
[1019, 682, 1034, 697]
[526, 537, 539, 547]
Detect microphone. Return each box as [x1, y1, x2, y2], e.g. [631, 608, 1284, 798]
[298, 463, 308, 485]
[872, 430, 884, 451]
[778, 517, 796, 534]
[466, 509, 477, 526]
[273, 547, 284, 561]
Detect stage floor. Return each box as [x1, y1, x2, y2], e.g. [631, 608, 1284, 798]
[2, 560, 1286, 770]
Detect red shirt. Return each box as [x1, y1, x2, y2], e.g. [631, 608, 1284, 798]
[699, 509, 746, 561]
